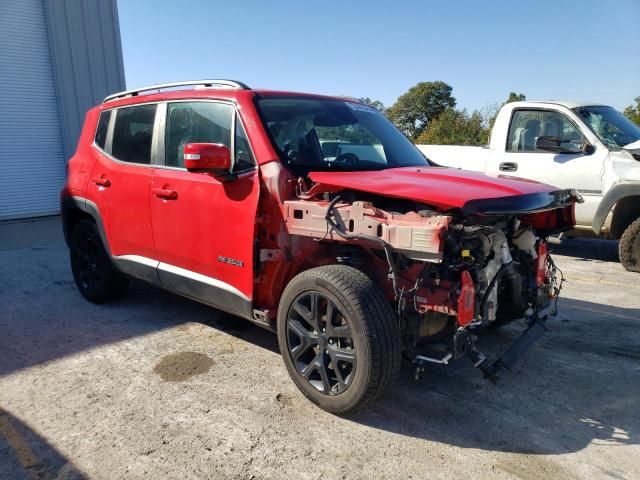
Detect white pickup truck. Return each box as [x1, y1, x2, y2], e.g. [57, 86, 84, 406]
[418, 101, 640, 271]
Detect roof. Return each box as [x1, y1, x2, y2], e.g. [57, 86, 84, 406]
[508, 100, 609, 109]
[101, 79, 360, 109]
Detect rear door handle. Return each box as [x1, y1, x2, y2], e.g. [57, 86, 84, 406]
[92, 177, 111, 187]
[152, 187, 178, 200]
[499, 162, 518, 172]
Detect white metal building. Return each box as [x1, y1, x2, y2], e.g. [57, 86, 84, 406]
[0, 0, 125, 220]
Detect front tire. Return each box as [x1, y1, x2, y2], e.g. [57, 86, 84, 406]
[620, 218, 640, 272]
[277, 265, 401, 414]
[70, 219, 129, 303]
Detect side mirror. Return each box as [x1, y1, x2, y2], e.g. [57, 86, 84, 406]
[184, 143, 231, 175]
[535, 136, 592, 155]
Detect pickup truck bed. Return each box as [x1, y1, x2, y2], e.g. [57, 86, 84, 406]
[418, 145, 489, 171]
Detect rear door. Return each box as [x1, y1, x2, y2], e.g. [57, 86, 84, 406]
[86, 103, 159, 283]
[149, 100, 260, 318]
[485, 108, 606, 225]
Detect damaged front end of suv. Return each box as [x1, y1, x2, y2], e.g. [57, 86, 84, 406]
[281, 168, 579, 381]
[250, 94, 582, 411]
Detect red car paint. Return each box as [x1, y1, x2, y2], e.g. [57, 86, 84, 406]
[59, 83, 581, 413]
[308, 167, 557, 211]
[63, 87, 573, 318]
[536, 242, 549, 288]
[457, 271, 476, 327]
[149, 167, 260, 298]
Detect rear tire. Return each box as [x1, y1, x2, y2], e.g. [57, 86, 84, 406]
[70, 219, 129, 303]
[277, 265, 401, 414]
[619, 218, 640, 272]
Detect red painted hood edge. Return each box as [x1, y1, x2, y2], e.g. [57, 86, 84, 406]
[308, 167, 558, 210]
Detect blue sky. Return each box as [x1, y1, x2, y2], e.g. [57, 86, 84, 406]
[117, 0, 640, 113]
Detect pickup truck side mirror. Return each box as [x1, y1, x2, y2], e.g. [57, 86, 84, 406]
[535, 136, 594, 155]
[183, 143, 232, 175]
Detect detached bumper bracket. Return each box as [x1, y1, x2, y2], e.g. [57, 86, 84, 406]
[478, 317, 548, 382]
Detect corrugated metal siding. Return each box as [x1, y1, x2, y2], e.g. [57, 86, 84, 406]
[0, 0, 66, 219]
[0, 0, 125, 220]
[45, 0, 125, 159]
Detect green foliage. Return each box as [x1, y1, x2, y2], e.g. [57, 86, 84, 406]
[415, 108, 488, 145]
[506, 92, 526, 103]
[383, 85, 533, 145]
[386, 81, 456, 140]
[624, 96, 640, 126]
[487, 91, 527, 131]
[358, 97, 385, 112]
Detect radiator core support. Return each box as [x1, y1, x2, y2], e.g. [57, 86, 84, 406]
[284, 200, 451, 262]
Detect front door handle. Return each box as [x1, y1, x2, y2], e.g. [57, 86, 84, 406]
[92, 177, 111, 187]
[499, 162, 518, 172]
[152, 187, 178, 200]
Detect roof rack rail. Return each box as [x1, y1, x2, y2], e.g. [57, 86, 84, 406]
[103, 79, 250, 103]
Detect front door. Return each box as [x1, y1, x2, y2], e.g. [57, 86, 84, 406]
[486, 108, 606, 225]
[150, 101, 260, 318]
[86, 103, 159, 283]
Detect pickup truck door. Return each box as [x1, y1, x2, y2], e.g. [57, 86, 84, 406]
[485, 108, 606, 226]
[149, 101, 260, 319]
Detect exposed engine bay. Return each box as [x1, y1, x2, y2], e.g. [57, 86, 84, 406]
[283, 184, 571, 381]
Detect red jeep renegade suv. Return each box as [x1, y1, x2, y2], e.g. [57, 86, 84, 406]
[61, 80, 579, 413]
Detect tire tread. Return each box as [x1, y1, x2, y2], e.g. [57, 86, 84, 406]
[619, 218, 640, 272]
[279, 265, 401, 414]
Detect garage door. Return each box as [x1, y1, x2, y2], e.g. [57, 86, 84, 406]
[0, 0, 66, 220]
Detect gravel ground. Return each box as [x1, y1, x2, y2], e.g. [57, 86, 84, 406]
[0, 217, 638, 479]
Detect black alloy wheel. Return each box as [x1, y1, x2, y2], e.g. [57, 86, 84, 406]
[277, 265, 401, 414]
[72, 225, 102, 292]
[70, 219, 129, 303]
[286, 291, 356, 395]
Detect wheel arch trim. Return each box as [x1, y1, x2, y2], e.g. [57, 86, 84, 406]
[61, 195, 112, 257]
[592, 183, 640, 235]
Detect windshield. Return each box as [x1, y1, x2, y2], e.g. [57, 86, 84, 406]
[573, 105, 640, 150]
[255, 96, 429, 171]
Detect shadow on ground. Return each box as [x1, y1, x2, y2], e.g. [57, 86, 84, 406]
[0, 408, 87, 479]
[1, 220, 638, 461]
[347, 297, 639, 456]
[7, 267, 635, 457]
[217, 296, 640, 458]
[551, 237, 619, 262]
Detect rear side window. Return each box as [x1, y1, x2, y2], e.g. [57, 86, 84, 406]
[94, 111, 111, 149]
[165, 101, 232, 168]
[111, 104, 157, 164]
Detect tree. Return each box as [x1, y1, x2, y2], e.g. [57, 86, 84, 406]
[624, 96, 640, 126]
[358, 97, 385, 112]
[386, 81, 456, 140]
[415, 108, 488, 146]
[506, 92, 526, 103]
[487, 91, 527, 131]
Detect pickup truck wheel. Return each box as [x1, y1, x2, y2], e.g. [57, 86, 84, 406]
[619, 218, 640, 272]
[277, 265, 401, 414]
[70, 219, 129, 303]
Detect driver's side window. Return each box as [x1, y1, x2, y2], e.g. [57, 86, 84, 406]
[165, 102, 232, 168]
[507, 110, 581, 152]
